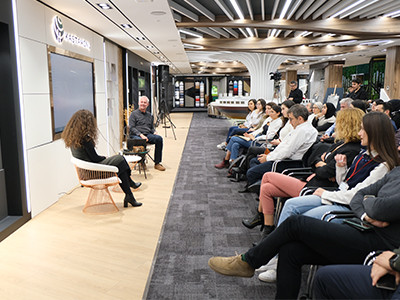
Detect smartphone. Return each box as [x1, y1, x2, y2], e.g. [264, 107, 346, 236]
[343, 218, 372, 232]
[376, 274, 397, 291]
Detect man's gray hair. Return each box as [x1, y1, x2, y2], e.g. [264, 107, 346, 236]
[139, 96, 150, 103]
[288, 104, 309, 121]
[340, 97, 353, 107]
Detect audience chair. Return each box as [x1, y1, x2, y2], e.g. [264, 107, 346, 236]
[300, 210, 356, 299]
[71, 157, 120, 214]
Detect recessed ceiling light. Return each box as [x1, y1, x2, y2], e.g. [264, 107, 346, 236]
[97, 3, 112, 9]
[121, 24, 132, 28]
[151, 11, 166, 16]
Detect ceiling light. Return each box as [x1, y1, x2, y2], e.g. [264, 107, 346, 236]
[121, 24, 132, 28]
[330, 0, 366, 18]
[301, 31, 312, 37]
[279, 0, 293, 19]
[97, 3, 112, 9]
[384, 9, 400, 18]
[246, 28, 254, 37]
[230, 0, 244, 20]
[151, 11, 166, 15]
[179, 29, 203, 38]
[340, 0, 378, 18]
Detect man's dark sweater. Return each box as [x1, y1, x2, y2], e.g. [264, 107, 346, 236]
[128, 109, 155, 136]
[288, 88, 303, 104]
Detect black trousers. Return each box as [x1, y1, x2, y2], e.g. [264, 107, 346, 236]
[101, 155, 133, 197]
[244, 215, 392, 299]
[239, 146, 265, 174]
[313, 265, 398, 299]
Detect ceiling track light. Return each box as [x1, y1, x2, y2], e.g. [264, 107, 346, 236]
[97, 3, 112, 10]
[279, 0, 293, 19]
[179, 29, 203, 38]
[121, 24, 132, 28]
[330, 0, 366, 18]
[230, 0, 244, 20]
[384, 9, 400, 18]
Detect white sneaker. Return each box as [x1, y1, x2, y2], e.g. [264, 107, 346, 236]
[256, 256, 278, 272]
[217, 142, 227, 150]
[258, 269, 277, 283]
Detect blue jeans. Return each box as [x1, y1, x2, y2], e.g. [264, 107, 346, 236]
[226, 126, 248, 143]
[277, 195, 351, 227]
[131, 134, 163, 164]
[226, 136, 251, 160]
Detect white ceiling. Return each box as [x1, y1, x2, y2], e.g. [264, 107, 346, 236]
[38, 0, 400, 75]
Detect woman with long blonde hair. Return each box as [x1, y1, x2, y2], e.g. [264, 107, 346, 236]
[243, 108, 365, 239]
[62, 109, 142, 208]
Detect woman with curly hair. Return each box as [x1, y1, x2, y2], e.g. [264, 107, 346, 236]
[62, 109, 142, 208]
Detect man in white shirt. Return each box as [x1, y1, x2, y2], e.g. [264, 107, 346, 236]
[244, 105, 318, 187]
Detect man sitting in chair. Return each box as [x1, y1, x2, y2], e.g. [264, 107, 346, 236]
[129, 96, 165, 171]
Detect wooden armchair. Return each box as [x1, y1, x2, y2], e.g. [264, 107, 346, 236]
[71, 157, 121, 214]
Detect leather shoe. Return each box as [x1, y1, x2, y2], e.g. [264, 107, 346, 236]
[215, 160, 229, 169]
[238, 187, 249, 193]
[242, 211, 264, 229]
[130, 181, 142, 189]
[154, 163, 166, 171]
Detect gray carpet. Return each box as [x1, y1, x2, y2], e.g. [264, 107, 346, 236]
[145, 113, 278, 299]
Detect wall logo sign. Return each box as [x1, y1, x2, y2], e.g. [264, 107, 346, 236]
[52, 16, 91, 50]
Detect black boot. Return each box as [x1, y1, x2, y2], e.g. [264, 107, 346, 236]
[242, 211, 264, 229]
[129, 180, 142, 189]
[124, 194, 142, 207]
[252, 225, 275, 247]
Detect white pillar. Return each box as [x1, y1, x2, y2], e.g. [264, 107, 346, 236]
[226, 53, 286, 100]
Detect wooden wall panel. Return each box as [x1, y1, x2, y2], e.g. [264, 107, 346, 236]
[384, 46, 400, 99]
[324, 63, 343, 93]
[285, 70, 297, 97]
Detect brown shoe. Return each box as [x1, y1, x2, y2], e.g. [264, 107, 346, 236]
[154, 163, 166, 171]
[214, 159, 229, 169]
[208, 254, 254, 277]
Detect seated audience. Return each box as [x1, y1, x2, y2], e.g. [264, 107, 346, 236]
[253, 111, 399, 283]
[313, 250, 400, 299]
[242, 108, 364, 239]
[375, 100, 397, 131]
[242, 105, 318, 189]
[320, 98, 353, 143]
[307, 102, 323, 123]
[62, 110, 142, 207]
[345, 78, 368, 100]
[278, 111, 399, 225]
[208, 165, 400, 299]
[230, 100, 295, 180]
[215, 103, 282, 169]
[129, 96, 165, 171]
[350, 99, 368, 113]
[312, 102, 336, 133]
[287, 81, 303, 104]
[217, 99, 265, 150]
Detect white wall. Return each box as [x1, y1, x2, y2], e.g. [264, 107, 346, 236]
[16, 0, 116, 216]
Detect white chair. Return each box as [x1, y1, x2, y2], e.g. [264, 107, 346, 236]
[71, 157, 121, 214]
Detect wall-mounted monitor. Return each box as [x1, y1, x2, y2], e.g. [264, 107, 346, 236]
[138, 77, 145, 89]
[48, 46, 96, 139]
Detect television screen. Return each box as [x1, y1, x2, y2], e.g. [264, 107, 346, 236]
[138, 77, 145, 89]
[49, 51, 95, 136]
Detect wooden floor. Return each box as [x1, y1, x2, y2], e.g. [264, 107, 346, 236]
[0, 113, 193, 300]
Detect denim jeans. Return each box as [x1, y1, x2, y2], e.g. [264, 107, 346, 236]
[277, 195, 351, 226]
